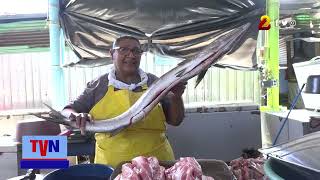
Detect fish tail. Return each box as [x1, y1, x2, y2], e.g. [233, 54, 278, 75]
[31, 113, 71, 126]
[43, 103, 66, 119]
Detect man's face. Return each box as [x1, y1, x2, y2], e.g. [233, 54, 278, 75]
[111, 39, 142, 75]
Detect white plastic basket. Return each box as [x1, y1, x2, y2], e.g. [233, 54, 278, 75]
[293, 57, 320, 110]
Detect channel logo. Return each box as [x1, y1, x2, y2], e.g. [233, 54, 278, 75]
[20, 136, 69, 169]
[258, 15, 271, 30]
[259, 15, 296, 30]
[278, 18, 296, 29]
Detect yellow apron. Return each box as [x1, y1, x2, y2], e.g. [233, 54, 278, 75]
[89, 85, 175, 168]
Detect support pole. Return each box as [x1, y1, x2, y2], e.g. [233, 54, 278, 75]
[261, 0, 280, 111]
[49, 0, 65, 109]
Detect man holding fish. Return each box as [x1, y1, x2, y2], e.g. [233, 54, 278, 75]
[33, 23, 250, 168]
[61, 36, 187, 168]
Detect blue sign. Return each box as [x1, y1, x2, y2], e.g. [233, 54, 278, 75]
[20, 136, 69, 169]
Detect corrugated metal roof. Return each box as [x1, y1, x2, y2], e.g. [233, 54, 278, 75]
[0, 13, 46, 23]
[0, 29, 49, 47]
[280, 37, 288, 66]
[0, 20, 49, 48]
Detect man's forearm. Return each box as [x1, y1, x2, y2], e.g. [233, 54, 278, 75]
[162, 92, 185, 126]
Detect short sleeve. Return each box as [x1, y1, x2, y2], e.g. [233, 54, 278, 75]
[63, 80, 98, 113]
[147, 73, 159, 85]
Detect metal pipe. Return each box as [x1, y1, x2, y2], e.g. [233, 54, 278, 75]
[260, 0, 280, 112]
[49, 0, 65, 109]
[266, 0, 280, 111]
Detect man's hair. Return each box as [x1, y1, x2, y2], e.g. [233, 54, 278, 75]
[112, 36, 141, 49]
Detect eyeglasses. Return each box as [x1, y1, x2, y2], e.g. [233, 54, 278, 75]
[113, 46, 143, 56]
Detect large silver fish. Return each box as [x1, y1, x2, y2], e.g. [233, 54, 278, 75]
[33, 23, 251, 133]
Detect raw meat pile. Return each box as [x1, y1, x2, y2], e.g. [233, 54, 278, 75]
[114, 156, 214, 180]
[165, 157, 214, 180]
[230, 157, 265, 180]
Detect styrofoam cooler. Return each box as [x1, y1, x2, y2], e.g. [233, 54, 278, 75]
[293, 57, 320, 110]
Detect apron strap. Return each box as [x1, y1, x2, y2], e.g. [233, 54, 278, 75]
[109, 85, 115, 91]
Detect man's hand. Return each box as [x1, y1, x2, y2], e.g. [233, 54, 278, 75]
[170, 82, 187, 97]
[161, 82, 187, 126]
[69, 113, 93, 135]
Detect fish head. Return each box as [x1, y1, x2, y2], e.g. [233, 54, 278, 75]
[192, 23, 252, 86]
[195, 23, 252, 62]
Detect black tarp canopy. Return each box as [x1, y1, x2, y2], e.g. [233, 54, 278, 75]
[59, 0, 264, 69]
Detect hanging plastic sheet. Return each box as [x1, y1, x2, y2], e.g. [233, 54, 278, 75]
[59, 0, 264, 69]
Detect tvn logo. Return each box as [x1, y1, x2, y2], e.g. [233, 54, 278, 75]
[20, 136, 69, 169]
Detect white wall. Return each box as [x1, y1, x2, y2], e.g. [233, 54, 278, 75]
[167, 107, 261, 161]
